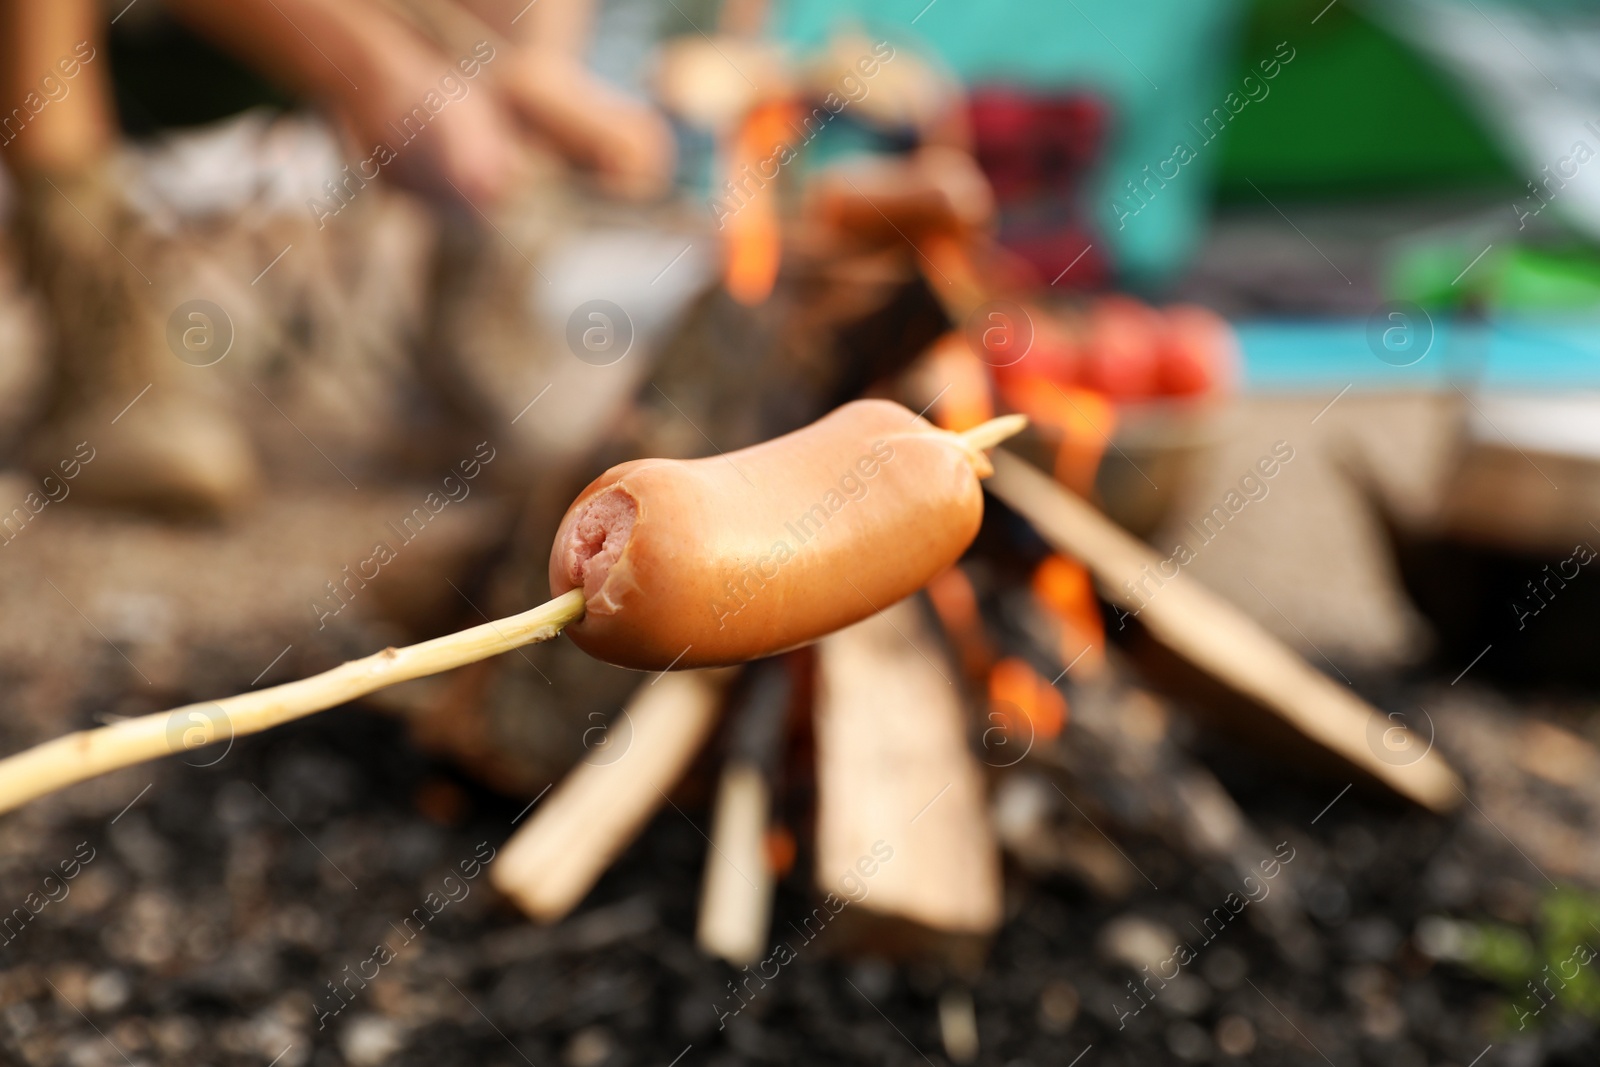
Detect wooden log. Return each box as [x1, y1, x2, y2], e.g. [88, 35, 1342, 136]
[813, 599, 1002, 957]
[491, 669, 732, 922]
[697, 763, 773, 963]
[697, 660, 792, 964]
[986, 449, 1461, 812]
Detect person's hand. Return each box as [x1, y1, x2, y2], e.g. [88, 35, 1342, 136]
[167, 0, 527, 208]
[496, 49, 676, 200]
[326, 31, 526, 209]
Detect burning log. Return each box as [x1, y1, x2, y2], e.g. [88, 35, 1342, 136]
[813, 599, 1002, 963]
[930, 555, 1316, 954]
[491, 668, 733, 922]
[985, 448, 1462, 813]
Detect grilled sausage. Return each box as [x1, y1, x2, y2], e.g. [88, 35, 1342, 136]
[551, 399, 990, 669]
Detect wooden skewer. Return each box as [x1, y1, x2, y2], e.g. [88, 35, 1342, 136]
[960, 413, 1027, 452]
[0, 418, 1027, 818]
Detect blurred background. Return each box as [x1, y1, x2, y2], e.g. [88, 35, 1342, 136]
[4, 0, 1600, 1064]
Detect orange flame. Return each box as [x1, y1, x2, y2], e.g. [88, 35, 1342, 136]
[996, 376, 1115, 497]
[1032, 554, 1105, 678]
[926, 564, 993, 682]
[764, 823, 797, 877]
[987, 656, 1067, 742]
[918, 333, 995, 433]
[723, 101, 795, 306]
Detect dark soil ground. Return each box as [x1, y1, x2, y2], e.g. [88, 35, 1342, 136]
[0, 681, 1588, 1067]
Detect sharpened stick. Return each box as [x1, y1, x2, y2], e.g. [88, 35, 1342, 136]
[960, 413, 1028, 452]
[0, 591, 587, 815]
[985, 449, 1462, 812]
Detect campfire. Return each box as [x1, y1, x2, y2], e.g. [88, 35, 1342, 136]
[6, 10, 1598, 1066]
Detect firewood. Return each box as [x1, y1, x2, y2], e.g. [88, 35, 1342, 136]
[986, 449, 1461, 813]
[697, 763, 773, 964]
[491, 669, 733, 922]
[965, 569, 1311, 943]
[697, 659, 793, 964]
[1035, 681, 1316, 958]
[813, 600, 1003, 960]
[938, 987, 980, 1064]
[987, 585, 1315, 949]
[992, 771, 1140, 897]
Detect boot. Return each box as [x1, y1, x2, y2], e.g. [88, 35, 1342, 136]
[14, 161, 259, 516]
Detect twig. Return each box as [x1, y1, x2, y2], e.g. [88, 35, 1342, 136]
[0, 591, 586, 815]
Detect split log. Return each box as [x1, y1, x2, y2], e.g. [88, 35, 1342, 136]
[491, 669, 733, 922]
[986, 449, 1461, 813]
[813, 599, 1002, 963]
[697, 659, 793, 964]
[697, 763, 772, 964]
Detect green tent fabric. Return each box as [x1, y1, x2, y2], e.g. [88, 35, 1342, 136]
[1214, 4, 1509, 199]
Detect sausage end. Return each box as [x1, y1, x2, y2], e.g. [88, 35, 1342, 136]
[559, 486, 638, 610]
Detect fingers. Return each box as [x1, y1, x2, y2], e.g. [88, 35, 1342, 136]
[498, 52, 677, 200]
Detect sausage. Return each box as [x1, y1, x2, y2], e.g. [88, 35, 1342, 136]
[550, 399, 990, 670]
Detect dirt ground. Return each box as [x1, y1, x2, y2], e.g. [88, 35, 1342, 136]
[0, 687, 1588, 1067]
